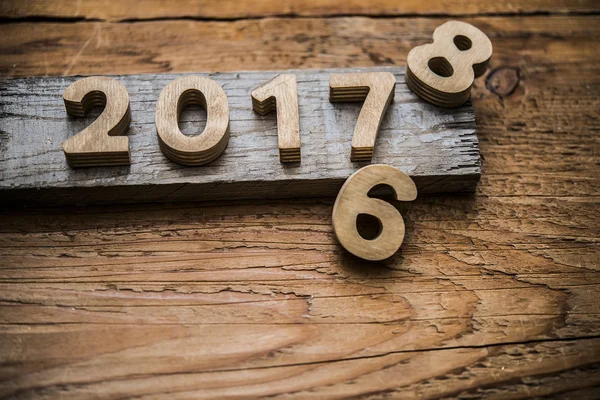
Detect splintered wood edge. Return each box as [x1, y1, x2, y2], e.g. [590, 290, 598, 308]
[0, 67, 480, 207]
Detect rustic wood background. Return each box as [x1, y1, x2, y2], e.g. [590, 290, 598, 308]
[1, 1, 599, 398]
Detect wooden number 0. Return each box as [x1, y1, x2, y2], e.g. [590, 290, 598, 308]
[155, 76, 230, 166]
[251, 74, 301, 163]
[62, 76, 131, 167]
[329, 72, 396, 162]
[332, 164, 417, 261]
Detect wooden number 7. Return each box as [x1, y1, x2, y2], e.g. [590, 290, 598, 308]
[62, 76, 131, 167]
[329, 72, 396, 162]
[155, 76, 230, 166]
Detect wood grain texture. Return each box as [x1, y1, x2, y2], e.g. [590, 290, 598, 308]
[0, 6, 599, 400]
[0, 0, 597, 21]
[0, 67, 480, 206]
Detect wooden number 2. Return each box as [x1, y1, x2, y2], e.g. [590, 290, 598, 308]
[406, 21, 493, 107]
[155, 76, 230, 166]
[332, 164, 417, 261]
[62, 76, 131, 167]
[329, 72, 396, 162]
[251, 74, 301, 163]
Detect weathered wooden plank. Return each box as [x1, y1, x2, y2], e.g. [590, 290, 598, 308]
[0, 67, 480, 206]
[1, 0, 597, 21]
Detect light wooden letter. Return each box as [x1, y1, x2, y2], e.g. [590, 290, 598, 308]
[155, 76, 230, 166]
[251, 74, 301, 163]
[329, 72, 396, 162]
[62, 76, 131, 167]
[332, 164, 417, 261]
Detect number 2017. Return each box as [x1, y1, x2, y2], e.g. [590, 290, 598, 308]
[61, 72, 396, 168]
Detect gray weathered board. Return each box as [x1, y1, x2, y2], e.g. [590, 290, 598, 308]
[0, 67, 480, 207]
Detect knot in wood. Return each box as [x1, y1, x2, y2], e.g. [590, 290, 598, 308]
[485, 66, 521, 97]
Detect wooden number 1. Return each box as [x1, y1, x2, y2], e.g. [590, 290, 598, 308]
[155, 76, 230, 166]
[62, 76, 131, 167]
[332, 164, 417, 261]
[251, 74, 301, 163]
[329, 72, 396, 162]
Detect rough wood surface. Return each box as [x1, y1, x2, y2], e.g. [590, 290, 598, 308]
[0, 4, 599, 399]
[0, 0, 597, 21]
[0, 67, 480, 206]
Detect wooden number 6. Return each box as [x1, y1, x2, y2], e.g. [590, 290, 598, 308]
[332, 164, 417, 261]
[62, 76, 131, 167]
[155, 76, 230, 166]
[329, 72, 396, 162]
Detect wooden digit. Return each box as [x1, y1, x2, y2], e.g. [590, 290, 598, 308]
[329, 72, 396, 162]
[332, 164, 417, 261]
[406, 20, 493, 108]
[62, 76, 131, 167]
[155, 76, 229, 166]
[251, 74, 301, 163]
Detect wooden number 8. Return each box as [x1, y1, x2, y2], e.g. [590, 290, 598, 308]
[406, 21, 492, 107]
[332, 165, 417, 261]
[155, 76, 230, 166]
